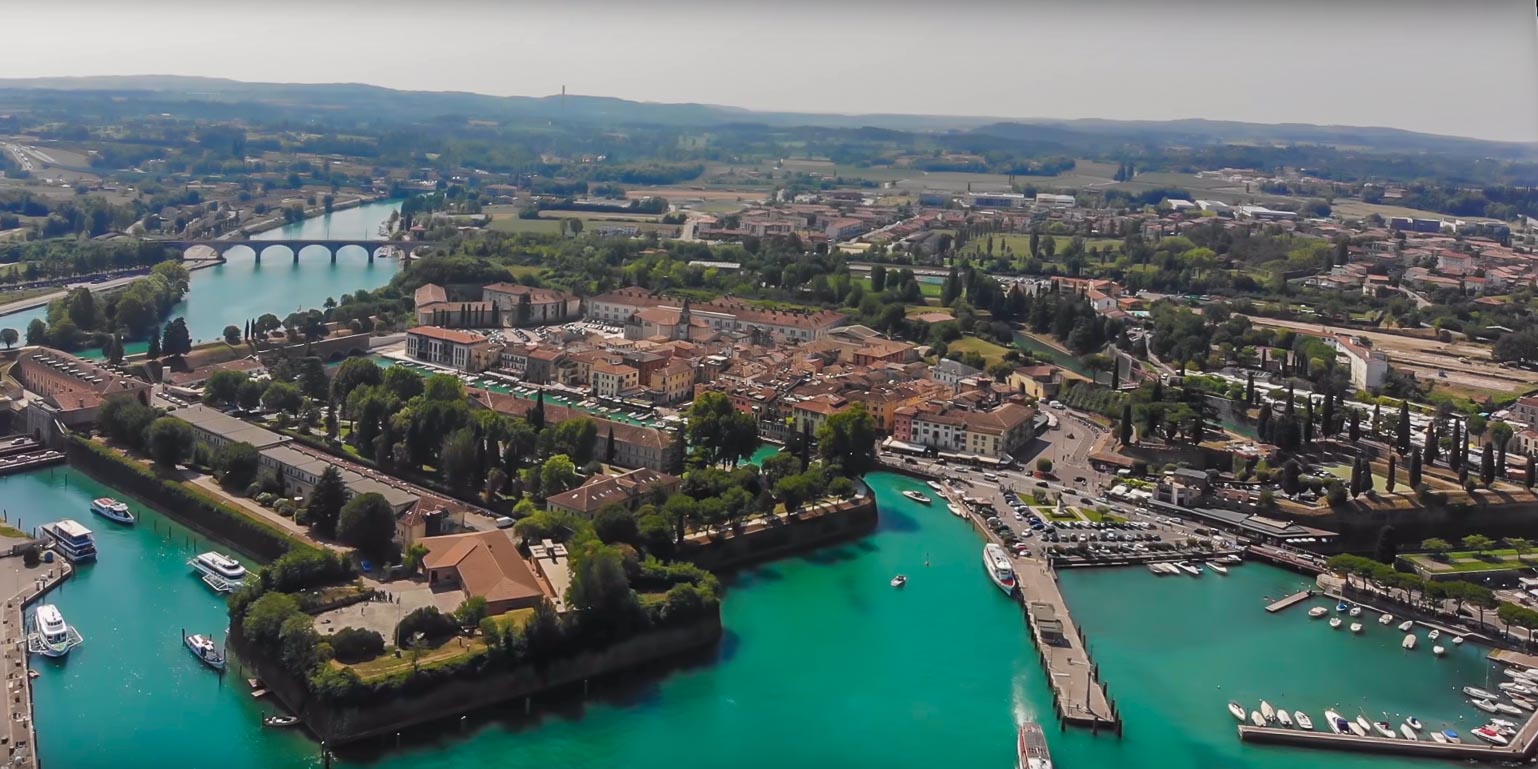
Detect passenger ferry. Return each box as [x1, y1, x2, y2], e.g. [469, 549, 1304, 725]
[189, 552, 247, 593]
[28, 604, 83, 658]
[1017, 722, 1053, 769]
[39, 519, 97, 562]
[89, 497, 135, 525]
[983, 543, 1017, 594]
[183, 631, 226, 671]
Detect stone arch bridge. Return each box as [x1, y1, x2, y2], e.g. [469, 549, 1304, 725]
[157, 239, 440, 264]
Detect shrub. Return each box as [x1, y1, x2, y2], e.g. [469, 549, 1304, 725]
[395, 606, 458, 646]
[330, 627, 386, 663]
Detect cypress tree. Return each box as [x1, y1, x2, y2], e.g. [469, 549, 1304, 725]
[1371, 402, 1381, 437]
[1304, 398, 1315, 447]
[1360, 456, 1373, 494]
[1395, 401, 1411, 454]
[1245, 373, 1255, 406]
[1481, 443, 1496, 487]
[1408, 447, 1423, 488]
[1527, 454, 1535, 489]
[1348, 409, 1361, 442]
[1386, 453, 1396, 493]
[605, 427, 617, 464]
[1424, 422, 1439, 465]
[1119, 404, 1133, 446]
[1256, 405, 1272, 442]
[1321, 392, 1335, 438]
[1449, 420, 1463, 471]
[1498, 443, 1508, 478]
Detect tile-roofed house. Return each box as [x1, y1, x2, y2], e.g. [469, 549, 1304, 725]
[13, 347, 153, 428]
[406, 326, 499, 372]
[545, 468, 681, 516]
[422, 530, 552, 614]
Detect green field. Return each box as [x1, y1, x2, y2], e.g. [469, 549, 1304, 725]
[946, 335, 1011, 366]
[958, 233, 1124, 258]
[487, 216, 563, 235]
[1408, 549, 1534, 573]
[861, 277, 941, 298]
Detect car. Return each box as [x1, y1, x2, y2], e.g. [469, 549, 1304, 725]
[1036, 481, 1049, 488]
[494, 516, 516, 529]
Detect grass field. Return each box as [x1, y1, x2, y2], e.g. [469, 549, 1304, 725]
[487, 217, 563, 235]
[947, 335, 1011, 366]
[1408, 549, 1534, 573]
[860, 277, 941, 298]
[345, 636, 490, 682]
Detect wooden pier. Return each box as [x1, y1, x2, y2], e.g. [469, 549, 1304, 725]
[1013, 556, 1120, 733]
[1265, 590, 1315, 613]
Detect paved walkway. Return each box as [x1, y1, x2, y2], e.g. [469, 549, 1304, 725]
[0, 548, 71, 768]
[1014, 556, 1118, 729]
[185, 474, 348, 553]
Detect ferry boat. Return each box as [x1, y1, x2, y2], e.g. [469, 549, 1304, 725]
[183, 631, 226, 671]
[902, 490, 932, 505]
[27, 604, 82, 658]
[189, 552, 247, 593]
[1294, 711, 1313, 730]
[983, 543, 1016, 594]
[39, 519, 97, 563]
[1325, 709, 1347, 734]
[1017, 722, 1052, 769]
[89, 497, 135, 524]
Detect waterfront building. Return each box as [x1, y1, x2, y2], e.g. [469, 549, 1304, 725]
[13, 347, 152, 434]
[406, 326, 499, 372]
[591, 360, 641, 398]
[421, 530, 553, 614]
[892, 402, 1037, 462]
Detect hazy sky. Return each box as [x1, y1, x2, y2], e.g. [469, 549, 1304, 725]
[3, 0, 1537, 142]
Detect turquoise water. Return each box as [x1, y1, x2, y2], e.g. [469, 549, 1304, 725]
[11, 466, 1512, 768]
[0, 200, 403, 355]
[747, 443, 782, 466]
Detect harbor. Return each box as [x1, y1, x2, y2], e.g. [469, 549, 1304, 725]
[0, 545, 71, 769]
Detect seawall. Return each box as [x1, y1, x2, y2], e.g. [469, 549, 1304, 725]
[678, 491, 878, 572]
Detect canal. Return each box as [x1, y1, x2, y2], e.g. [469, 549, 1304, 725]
[11, 465, 1513, 768]
[0, 199, 404, 357]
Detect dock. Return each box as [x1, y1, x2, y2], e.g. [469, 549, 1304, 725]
[1, 558, 72, 769]
[1247, 544, 1326, 575]
[1014, 556, 1120, 733]
[1265, 590, 1315, 613]
[1490, 649, 1538, 669]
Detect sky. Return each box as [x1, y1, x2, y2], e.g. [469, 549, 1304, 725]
[2, 0, 1537, 142]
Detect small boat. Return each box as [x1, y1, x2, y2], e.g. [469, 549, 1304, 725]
[1400, 724, 1418, 740]
[1491, 718, 1518, 730]
[1325, 710, 1347, 735]
[1432, 645, 1446, 657]
[1452, 636, 1465, 645]
[1336, 602, 1349, 612]
[1427, 629, 1441, 641]
[1228, 701, 1247, 721]
[184, 631, 226, 671]
[1294, 711, 1313, 730]
[89, 497, 135, 524]
[1373, 721, 1396, 739]
[1349, 606, 1362, 617]
[1330, 618, 1343, 630]
[948, 504, 965, 518]
[1511, 697, 1535, 712]
[925, 481, 944, 492]
[1308, 607, 1328, 619]
[1350, 623, 1363, 634]
[1348, 721, 1368, 737]
[1276, 709, 1293, 728]
[1430, 731, 1448, 744]
[1250, 711, 1265, 727]
[890, 575, 907, 589]
[1208, 563, 1229, 575]
[1260, 701, 1276, 722]
[263, 715, 301, 728]
[1356, 715, 1372, 734]
[1443, 729, 1461, 743]
[1498, 682, 1534, 695]
[1176, 561, 1200, 576]
[1465, 687, 1500, 700]
[1473, 726, 1510, 746]
[902, 490, 932, 504]
[1494, 702, 1523, 716]
[1378, 613, 1394, 625]
[1472, 699, 1500, 713]
[1405, 716, 1422, 731]
[1401, 634, 1416, 650]
[1398, 621, 1414, 632]
[1148, 563, 1167, 575]
[1504, 668, 1532, 680]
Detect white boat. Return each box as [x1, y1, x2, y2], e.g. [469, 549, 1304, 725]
[184, 631, 226, 671]
[1427, 629, 1441, 641]
[1430, 731, 1448, 744]
[1260, 701, 1276, 722]
[1405, 716, 1422, 731]
[1494, 702, 1523, 716]
[1329, 618, 1343, 629]
[89, 497, 135, 524]
[263, 715, 302, 728]
[1348, 721, 1368, 737]
[1473, 699, 1500, 713]
[1400, 724, 1418, 740]
[27, 604, 82, 657]
[1017, 722, 1052, 769]
[925, 481, 944, 492]
[1491, 718, 1518, 730]
[1325, 710, 1348, 735]
[1228, 701, 1247, 721]
[1208, 563, 1229, 575]
[1175, 561, 1201, 576]
[902, 490, 932, 504]
[1465, 687, 1500, 700]
[1452, 636, 1465, 645]
[1350, 622, 1363, 633]
[1498, 682, 1533, 695]
[189, 552, 247, 593]
[948, 504, 965, 518]
[1504, 668, 1531, 680]
[1373, 721, 1396, 739]
[1308, 606, 1327, 618]
[1294, 711, 1313, 730]
[1149, 563, 1167, 576]
[983, 544, 1016, 595]
[39, 519, 97, 563]
[1356, 715, 1373, 734]
[1398, 621, 1414, 632]
[1473, 726, 1510, 746]
[1378, 613, 1394, 625]
[1276, 709, 1293, 728]
[1401, 634, 1416, 649]
[890, 575, 907, 589]
[1511, 697, 1535, 712]
[1349, 606, 1363, 617]
[1250, 711, 1265, 727]
[1432, 645, 1446, 657]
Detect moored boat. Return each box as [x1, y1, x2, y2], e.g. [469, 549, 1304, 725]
[1452, 636, 1465, 645]
[1494, 702, 1523, 716]
[1378, 613, 1394, 625]
[1511, 697, 1535, 712]
[1308, 607, 1327, 618]
[1373, 721, 1396, 739]
[39, 519, 97, 563]
[1398, 620, 1414, 632]
[983, 544, 1016, 595]
[1329, 617, 1343, 629]
[1430, 731, 1447, 744]
[1250, 711, 1265, 727]
[925, 481, 944, 492]
[1443, 729, 1461, 743]
[1208, 563, 1229, 575]
[1349, 606, 1362, 617]
[184, 631, 226, 671]
[1400, 724, 1418, 740]
[263, 715, 301, 728]
[1427, 629, 1440, 641]
[89, 497, 135, 524]
[1401, 633, 1416, 649]
[1276, 709, 1293, 728]
[1432, 645, 1445, 657]
[1473, 699, 1500, 713]
[1465, 686, 1500, 700]
[948, 504, 965, 518]
[1355, 715, 1372, 734]
[1497, 681, 1533, 696]
[1228, 701, 1247, 721]
[1176, 561, 1200, 576]
[189, 551, 247, 593]
[902, 490, 932, 504]
[27, 604, 83, 657]
[1325, 710, 1347, 734]
[1350, 623, 1363, 633]
[1348, 721, 1368, 737]
[1473, 726, 1510, 746]
[1294, 711, 1313, 730]
[1336, 601, 1349, 612]
[1260, 701, 1276, 722]
[1017, 721, 1052, 769]
[1405, 716, 1422, 730]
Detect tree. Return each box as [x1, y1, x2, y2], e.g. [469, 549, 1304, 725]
[1528, 454, 1536, 490]
[305, 466, 349, 538]
[439, 427, 482, 495]
[1348, 409, 1361, 442]
[870, 264, 886, 293]
[1373, 525, 1397, 564]
[382, 365, 423, 401]
[330, 627, 385, 663]
[402, 542, 430, 575]
[146, 327, 161, 360]
[337, 492, 397, 559]
[1395, 400, 1411, 454]
[1420, 538, 1451, 560]
[454, 597, 489, 629]
[331, 357, 384, 404]
[1036, 458, 1054, 473]
[815, 404, 878, 476]
[1481, 443, 1496, 487]
[685, 391, 759, 468]
[605, 427, 617, 464]
[98, 397, 158, 449]
[261, 381, 303, 414]
[237, 379, 266, 411]
[1461, 534, 1496, 556]
[1282, 459, 1302, 495]
[1506, 537, 1534, 564]
[26, 319, 47, 346]
[566, 544, 640, 627]
[223, 325, 241, 345]
[1385, 452, 1396, 493]
[161, 317, 192, 358]
[1449, 419, 1463, 471]
[215, 441, 260, 490]
[0, 328, 16, 349]
[540, 454, 580, 496]
[1118, 404, 1133, 445]
[203, 369, 247, 407]
[146, 417, 193, 467]
[1408, 447, 1423, 488]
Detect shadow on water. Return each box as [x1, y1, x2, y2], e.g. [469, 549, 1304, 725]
[728, 566, 783, 587]
[801, 546, 859, 566]
[875, 505, 920, 534]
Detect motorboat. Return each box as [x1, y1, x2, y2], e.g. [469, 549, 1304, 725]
[1504, 668, 1532, 680]
[1228, 701, 1247, 721]
[1465, 687, 1501, 700]
[1373, 721, 1397, 739]
[1398, 621, 1414, 632]
[1498, 682, 1534, 696]
[189, 552, 247, 593]
[263, 715, 302, 728]
[1308, 607, 1328, 619]
[1276, 709, 1293, 728]
[902, 490, 932, 504]
[184, 631, 226, 671]
[39, 519, 97, 563]
[1405, 716, 1423, 731]
[1325, 710, 1347, 735]
[1432, 645, 1446, 657]
[1208, 563, 1229, 575]
[1472, 699, 1500, 713]
[1427, 629, 1441, 641]
[1511, 697, 1535, 712]
[1491, 718, 1518, 730]
[1348, 721, 1368, 737]
[1336, 601, 1349, 612]
[1349, 606, 1363, 617]
[1355, 715, 1373, 734]
[1017, 722, 1052, 769]
[1494, 702, 1523, 716]
[1260, 701, 1276, 722]
[1378, 613, 1394, 625]
[1430, 731, 1448, 744]
[1401, 634, 1416, 650]
[890, 575, 907, 589]
[982, 544, 1016, 595]
[1452, 636, 1465, 645]
[1350, 623, 1363, 634]
[948, 504, 965, 518]
[1294, 711, 1313, 731]
[89, 497, 135, 524]
[1400, 724, 1418, 740]
[1250, 711, 1265, 727]
[925, 481, 944, 492]
[27, 604, 82, 658]
[1443, 729, 1461, 743]
[1473, 726, 1510, 746]
[1176, 561, 1201, 576]
[1329, 618, 1343, 630]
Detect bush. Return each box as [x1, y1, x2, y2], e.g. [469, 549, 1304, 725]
[395, 606, 458, 646]
[1036, 458, 1054, 473]
[330, 627, 386, 663]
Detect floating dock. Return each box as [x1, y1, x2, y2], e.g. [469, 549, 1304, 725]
[1265, 590, 1315, 613]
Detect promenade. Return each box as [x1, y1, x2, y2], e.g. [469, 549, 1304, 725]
[0, 549, 71, 768]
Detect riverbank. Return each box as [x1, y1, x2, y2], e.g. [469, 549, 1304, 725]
[240, 195, 386, 239]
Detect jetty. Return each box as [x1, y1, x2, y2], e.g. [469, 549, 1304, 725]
[1013, 556, 1120, 733]
[1265, 590, 1315, 613]
[1, 556, 72, 769]
[1490, 649, 1538, 669]
[1238, 709, 1538, 759]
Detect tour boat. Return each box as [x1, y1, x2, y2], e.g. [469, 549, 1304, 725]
[1308, 607, 1327, 619]
[1427, 629, 1441, 641]
[1017, 722, 1052, 769]
[1430, 731, 1448, 744]
[1465, 686, 1500, 700]
[1325, 710, 1347, 735]
[39, 519, 97, 563]
[1350, 623, 1363, 634]
[902, 490, 932, 504]
[1348, 606, 1362, 617]
[1250, 711, 1265, 727]
[983, 544, 1016, 594]
[1294, 711, 1313, 731]
[1373, 721, 1396, 739]
[1208, 563, 1228, 575]
[1228, 701, 1247, 721]
[189, 552, 247, 593]
[1399, 724, 1418, 740]
[1329, 618, 1343, 630]
[89, 497, 135, 524]
[1443, 729, 1461, 743]
[1378, 613, 1394, 625]
[1401, 634, 1416, 650]
[1452, 636, 1465, 645]
[1473, 699, 1500, 713]
[1398, 621, 1414, 632]
[28, 604, 82, 658]
[263, 715, 302, 728]
[890, 575, 907, 589]
[184, 631, 226, 671]
[925, 481, 944, 492]
[1473, 726, 1510, 746]
[1260, 701, 1276, 722]
[1405, 716, 1422, 731]
[1276, 709, 1293, 728]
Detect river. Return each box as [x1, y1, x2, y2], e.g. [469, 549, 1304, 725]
[0, 199, 403, 356]
[12, 465, 1510, 768]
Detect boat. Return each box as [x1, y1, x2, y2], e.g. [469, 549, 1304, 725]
[1400, 724, 1418, 740]
[1260, 701, 1276, 722]
[1401, 633, 1416, 649]
[184, 631, 226, 671]
[1427, 629, 1441, 641]
[1465, 687, 1501, 700]
[1250, 711, 1265, 727]
[925, 481, 944, 492]
[1276, 709, 1293, 728]
[1308, 607, 1328, 618]
[1473, 726, 1510, 746]
[1473, 699, 1500, 713]
[89, 497, 135, 524]
[1325, 710, 1347, 734]
[1430, 731, 1448, 744]
[1443, 729, 1461, 743]
[1228, 701, 1247, 721]
[1336, 601, 1349, 612]
[1348, 721, 1368, 737]
[38, 519, 97, 563]
[27, 604, 82, 658]
[1498, 682, 1534, 696]
[1494, 702, 1523, 716]
[1373, 721, 1396, 739]
[1350, 623, 1363, 634]
[1491, 718, 1518, 730]
[1349, 606, 1363, 617]
[1504, 668, 1532, 680]
[1329, 618, 1343, 630]
[1017, 722, 1052, 769]
[1378, 613, 1394, 625]
[263, 715, 301, 728]
[948, 504, 965, 518]
[1356, 715, 1373, 734]
[1398, 621, 1414, 632]
[902, 490, 932, 504]
[1432, 645, 1446, 657]
[189, 552, 247, 593]
[1405, 716, 1422, 731]
[1294, 711, 1313, 730]
[1208, 563, 1229, 575]
[983, 544, 1016, 594]
[1176, 561, 1200, 576]
[1511, 697, 1535, 712]
[890, 575, 907, 589]
[1453, 636, 1465, 645]
[1149, 563, 1168, 576]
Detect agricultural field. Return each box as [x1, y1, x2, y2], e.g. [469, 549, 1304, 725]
[946, 335, 1012, 366]
[1331, 199, 1501, 224]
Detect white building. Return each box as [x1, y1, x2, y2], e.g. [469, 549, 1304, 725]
[1035, 193, 1076, 208]
[406, 327, 499, 372]
[1328, 335, 1389, 390]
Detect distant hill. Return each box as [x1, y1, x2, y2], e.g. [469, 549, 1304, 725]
[0, 74, 1533, 159]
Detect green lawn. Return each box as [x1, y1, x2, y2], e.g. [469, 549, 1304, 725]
[947, 335, 1011, 366]
[859, 277, 941, 298]
[1080, 508, 1126, 524]
[487, 217, 563, 235]
[1409, 549, 1535, 573]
